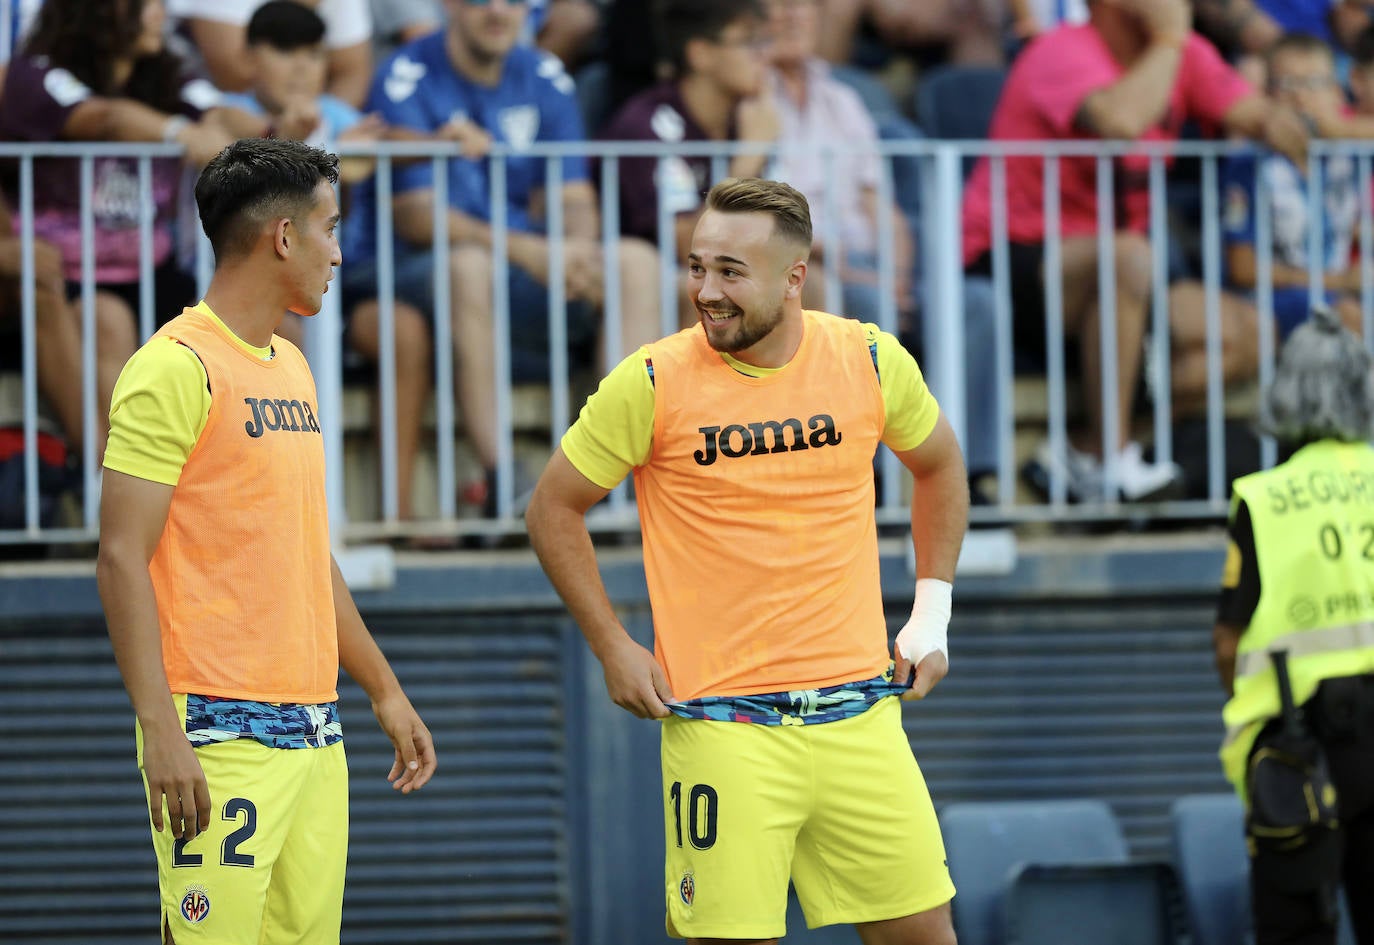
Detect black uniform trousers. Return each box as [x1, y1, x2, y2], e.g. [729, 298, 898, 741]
[1251, 674, 1374, 945]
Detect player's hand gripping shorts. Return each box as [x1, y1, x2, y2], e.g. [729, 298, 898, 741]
[137, 696, 348, 945]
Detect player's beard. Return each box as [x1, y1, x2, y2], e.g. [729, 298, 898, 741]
[700, 300, 784, 354]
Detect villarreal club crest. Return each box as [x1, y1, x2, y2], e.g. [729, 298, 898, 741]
[180, 883, 211, 923]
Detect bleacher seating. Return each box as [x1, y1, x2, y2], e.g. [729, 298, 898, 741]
[1170, 794, 1251, 945]
[939, 798, 1132, 945]
[940, 798, 1208, 945]
[339, 378, 569, 525]
[1004, 861, 1188, 945]
[1169, 793, 1356, 945]
[913, 64, 1007, 178]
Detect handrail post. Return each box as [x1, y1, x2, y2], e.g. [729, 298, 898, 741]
[923, 144, 967, 457]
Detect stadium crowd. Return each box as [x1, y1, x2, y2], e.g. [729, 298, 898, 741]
[3, 0, 1374, 534]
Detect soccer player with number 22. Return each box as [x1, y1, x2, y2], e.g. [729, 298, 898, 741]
[98, 139, 436, 945]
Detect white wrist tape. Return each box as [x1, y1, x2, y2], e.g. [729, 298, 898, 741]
[896, 578, 951, 666]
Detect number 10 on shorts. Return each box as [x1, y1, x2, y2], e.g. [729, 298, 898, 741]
[670, 781, 719, 850]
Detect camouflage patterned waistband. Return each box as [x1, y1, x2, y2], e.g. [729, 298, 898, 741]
[184, 694, 342, 749]
[665, 664, 909, 725]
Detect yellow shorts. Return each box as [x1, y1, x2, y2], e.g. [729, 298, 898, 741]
[660, 696, 954, 939]
[137, 698, 349, 945]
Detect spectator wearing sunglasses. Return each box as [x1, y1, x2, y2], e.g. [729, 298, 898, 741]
[368, 0, 601, 69]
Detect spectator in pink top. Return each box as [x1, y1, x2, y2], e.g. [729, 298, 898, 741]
[962, 0, 1309, 503]
[0, 0, 267, 451]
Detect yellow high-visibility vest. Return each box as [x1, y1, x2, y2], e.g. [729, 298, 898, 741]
[1219, 440, 1374, 797]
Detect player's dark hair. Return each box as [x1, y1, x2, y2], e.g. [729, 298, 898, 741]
[1352, 24, 1374, 68]
[195, 138, 340, 260]
[654, 0, 765, 79]
[705, 177, 813, 251]
[246, 0, 327, 51]
[24, 0, 184, 114]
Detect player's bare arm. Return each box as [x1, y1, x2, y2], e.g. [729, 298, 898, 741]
[330, 556, 437, 794]
[97, 469, 212, 842]
[892, 412, 968, 699]
[527, 448, 674, 720]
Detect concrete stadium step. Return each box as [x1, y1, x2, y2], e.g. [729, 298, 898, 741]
[340, 381, 564, 436]
[338, 379, 582, 525]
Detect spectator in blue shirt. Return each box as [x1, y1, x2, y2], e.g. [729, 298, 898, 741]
[1256, 0, 1371, 49]
[369, 0, 601, 68]
[353, 0, 660, 512]
[1223, 33, 1364, 339]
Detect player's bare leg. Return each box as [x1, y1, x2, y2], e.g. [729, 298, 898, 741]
[856, 901, 956, 945]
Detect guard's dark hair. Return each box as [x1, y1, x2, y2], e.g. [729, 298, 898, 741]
[654, 0, 765, 79]
[705, 177, 813, 251]
[24, 0, 184, 114]
[195, 138, 339, 260]
[247, 0, 327, 51]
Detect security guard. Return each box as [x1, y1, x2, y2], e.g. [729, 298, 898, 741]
[1215, 305, 1374, 945]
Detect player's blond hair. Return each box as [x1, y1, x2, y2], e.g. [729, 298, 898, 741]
[705, 178, 813, 252]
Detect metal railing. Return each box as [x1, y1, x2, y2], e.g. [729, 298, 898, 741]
[2, 137, 1370, 546]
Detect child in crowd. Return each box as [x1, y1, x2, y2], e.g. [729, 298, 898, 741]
[220, 0, 383, 179]
[226, 1, 436, 531]
[1222, 33, 1365, 339]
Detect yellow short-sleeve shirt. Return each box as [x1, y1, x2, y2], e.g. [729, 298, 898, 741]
[562, 322, 939, 489]
[103, 303, 276, 486]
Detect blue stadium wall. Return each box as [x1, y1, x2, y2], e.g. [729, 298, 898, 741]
[0, 536, 1232, 945]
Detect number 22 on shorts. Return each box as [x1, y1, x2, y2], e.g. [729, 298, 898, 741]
[172, 797, 258, 868]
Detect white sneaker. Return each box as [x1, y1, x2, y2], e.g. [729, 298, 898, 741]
[1027, 440, 1184, 503]
[1111, 441, 1184, 502]
[1029, 439, 1104, 503]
